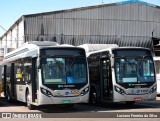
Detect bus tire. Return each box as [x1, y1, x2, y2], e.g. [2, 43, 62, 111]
[90, 88, 97, 105]
[26, 91, 34, 110]
[126, 101, 135, 105]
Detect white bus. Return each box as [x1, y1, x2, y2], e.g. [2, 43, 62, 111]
[2, 41, 89, 109]
[153, 57, 160, 95]
[79, 44, 157, 105]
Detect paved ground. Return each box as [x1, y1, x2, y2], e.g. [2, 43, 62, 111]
[0, 96, 160, 121]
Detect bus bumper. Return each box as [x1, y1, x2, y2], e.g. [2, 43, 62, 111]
[37, 92, 89, 106]
[113, 91, 157, 102]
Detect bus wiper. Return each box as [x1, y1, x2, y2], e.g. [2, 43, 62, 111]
[139, 55, 148, 71]
[53, 58, 62, 71]
[68, 55, 78, 73]
[43, 55, 63, 71]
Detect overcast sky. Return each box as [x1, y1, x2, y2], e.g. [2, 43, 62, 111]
[0, 0, 160, 36]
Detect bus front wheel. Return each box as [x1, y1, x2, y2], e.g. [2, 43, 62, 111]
[26, 91, 34, 110]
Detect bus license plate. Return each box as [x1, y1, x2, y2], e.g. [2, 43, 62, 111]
[134, 97, 142, 101]
[62, 100, 71, 104]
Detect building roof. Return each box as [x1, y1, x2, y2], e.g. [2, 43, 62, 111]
[116, 0, 157, 7]
[24, 0, 160, 17]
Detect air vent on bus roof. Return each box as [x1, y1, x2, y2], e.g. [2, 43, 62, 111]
[78, 44, 119, 53]
[27, 41, 59, 46]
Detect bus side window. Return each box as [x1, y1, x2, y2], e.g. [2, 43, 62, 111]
[23, 58, 32, 83]
[24, 65, 32, 83]
[15, 67, 23, 83]
[6, 65, 11, 82]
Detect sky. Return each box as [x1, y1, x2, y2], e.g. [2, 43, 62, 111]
[0, 0, 160, 37]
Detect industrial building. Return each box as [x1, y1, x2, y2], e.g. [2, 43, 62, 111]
[0, 0, 160, 56]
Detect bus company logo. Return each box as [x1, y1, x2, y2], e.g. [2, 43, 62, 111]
[130, 90, 134, 94]
[65, 92, 70, 95]
[64, 90, 80, 96]
[58, 85, 63, 88]
[2, 113, 12, 118]
[136, 90, 140, 93]
[58, 85, 75, 88]
[128, 84, 132, 86]
[71, 90, 80, 95]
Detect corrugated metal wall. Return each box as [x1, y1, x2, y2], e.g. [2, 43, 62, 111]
[0, 19, 24, 49]
[23, 2, 160, 49]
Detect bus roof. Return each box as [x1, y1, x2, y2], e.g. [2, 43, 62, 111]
[25, 41, 59, 46]
[3, 41, 77, 63]
[78, 44, 119, 53]
[85, 46, 151, 57]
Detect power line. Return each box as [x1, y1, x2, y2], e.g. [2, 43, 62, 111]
[0, 25, 7, 32]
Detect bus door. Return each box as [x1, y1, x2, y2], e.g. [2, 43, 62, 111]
[100, 55, 112, 101]
[11, 63, 15, 99]
[31, 58, 37, 102]
[3, 65, 7, 97]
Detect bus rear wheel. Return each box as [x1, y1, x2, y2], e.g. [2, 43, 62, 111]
[26, 91, 34, 110]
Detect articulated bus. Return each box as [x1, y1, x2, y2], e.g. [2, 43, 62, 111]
[2, 41, 89, 109]
[79, 44, 157, 105]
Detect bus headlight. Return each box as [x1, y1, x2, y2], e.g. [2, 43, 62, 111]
[80, 86, 89, 96]
[41, 87, 53, 97]
[114, 86, 126, 95]
[149, 85, 157, 93]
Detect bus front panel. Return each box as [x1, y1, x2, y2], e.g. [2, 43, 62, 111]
[112, 48, 157, 102]
[37, 48, 89, 105]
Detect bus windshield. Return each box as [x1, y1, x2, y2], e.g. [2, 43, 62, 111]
[115, 56, 155, 83]
[41, 57, 87, 85]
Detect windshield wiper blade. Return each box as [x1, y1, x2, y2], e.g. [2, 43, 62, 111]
[139, 55, 150, 69]
[68, 55, 78, 73]
[139, 55, 151, 75]
[140, 56, 144, 66]
[53, 58, 62, 71]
